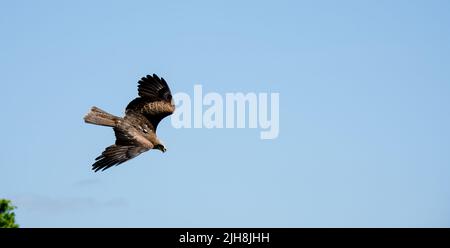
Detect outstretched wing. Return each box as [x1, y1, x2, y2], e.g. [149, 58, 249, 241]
[126, 74, 175, 131]
[92, 145, 150, 172]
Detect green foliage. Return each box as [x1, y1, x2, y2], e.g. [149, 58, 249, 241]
[0, 199, 19, 228]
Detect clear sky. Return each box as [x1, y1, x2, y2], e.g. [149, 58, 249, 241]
[1, 0, 450, 227]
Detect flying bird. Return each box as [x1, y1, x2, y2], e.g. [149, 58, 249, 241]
[84, 74, 175, 172]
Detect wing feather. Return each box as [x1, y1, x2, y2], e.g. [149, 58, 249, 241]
[126, 74, 175, 131]
[92, 145, 149, 172]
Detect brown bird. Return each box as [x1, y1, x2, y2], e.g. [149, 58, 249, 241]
[84, 74, 175, 172]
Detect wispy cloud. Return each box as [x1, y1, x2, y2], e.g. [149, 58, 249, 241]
[9, 194, 128, 214]
[72, 178, 102, 187]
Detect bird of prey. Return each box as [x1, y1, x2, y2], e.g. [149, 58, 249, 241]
[84, 74, 175, 172]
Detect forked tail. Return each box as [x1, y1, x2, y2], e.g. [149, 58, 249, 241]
[84, 106, 121, 127]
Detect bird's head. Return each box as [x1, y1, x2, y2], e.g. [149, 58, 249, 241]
[154, 144, 167, 153]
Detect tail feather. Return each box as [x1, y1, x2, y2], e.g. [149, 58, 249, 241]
[84, 106, 120, 127]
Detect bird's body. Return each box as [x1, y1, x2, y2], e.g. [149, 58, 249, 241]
[84, 74, 175, 172]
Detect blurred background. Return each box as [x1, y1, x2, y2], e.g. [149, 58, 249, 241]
[1, 0, 449, 227]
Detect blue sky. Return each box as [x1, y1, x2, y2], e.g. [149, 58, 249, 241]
[1, 0, 450, 227]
